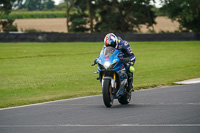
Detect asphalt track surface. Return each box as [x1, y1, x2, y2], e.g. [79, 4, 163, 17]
[0, 83, 200, 133]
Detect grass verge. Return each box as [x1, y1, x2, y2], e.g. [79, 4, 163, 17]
[0, 41, 200, 108]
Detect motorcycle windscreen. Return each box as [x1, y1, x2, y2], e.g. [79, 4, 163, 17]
[104, 47, 116, 57]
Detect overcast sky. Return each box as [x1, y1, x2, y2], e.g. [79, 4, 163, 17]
[53, 0, 162, 7]
[53, 0, 63, 5]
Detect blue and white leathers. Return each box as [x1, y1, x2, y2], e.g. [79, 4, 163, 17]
[96, 46, 131, 107]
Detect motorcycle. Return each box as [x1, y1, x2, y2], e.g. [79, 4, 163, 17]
[92, 46, 132, 107]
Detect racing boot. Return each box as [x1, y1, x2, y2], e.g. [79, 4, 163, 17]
[127, 72, 133, 92]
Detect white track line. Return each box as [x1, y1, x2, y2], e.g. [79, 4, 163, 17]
[0, 124, 200, 127]
[0, 95, 101, 111]
[175, 78, 200, 84]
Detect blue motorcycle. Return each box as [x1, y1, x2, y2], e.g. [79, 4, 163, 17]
[92, 46, 131, 107]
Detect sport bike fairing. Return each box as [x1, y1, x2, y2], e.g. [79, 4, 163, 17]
[96, 47, 125, 72]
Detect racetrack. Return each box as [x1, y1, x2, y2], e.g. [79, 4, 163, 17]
[1, 83, 200, 133]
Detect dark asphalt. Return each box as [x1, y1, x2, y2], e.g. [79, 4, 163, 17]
[0, 83, 200, 133]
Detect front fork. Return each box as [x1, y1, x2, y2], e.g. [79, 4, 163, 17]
[101, 72, 117, 94]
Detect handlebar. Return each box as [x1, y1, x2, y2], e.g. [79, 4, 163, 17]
[91, 63, 96, 66]
[120, 57, 130, 64]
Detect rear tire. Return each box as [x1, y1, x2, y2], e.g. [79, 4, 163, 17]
[102, 79, 113, 107]
[118, 92, 131, 105]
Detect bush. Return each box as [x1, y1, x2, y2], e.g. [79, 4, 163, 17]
[21, 28, 45, 33]
[0, 18, 18, 32]
[70, 13, 89, 32]
[0, 11, 66, 19]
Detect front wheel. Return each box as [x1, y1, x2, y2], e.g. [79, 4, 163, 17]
[102, 79, 114, 107]
[118, 92, 131, 105]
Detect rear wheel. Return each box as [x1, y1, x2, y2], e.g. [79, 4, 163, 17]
[118, 92, 131, 105]
[102, 79, 114, 107]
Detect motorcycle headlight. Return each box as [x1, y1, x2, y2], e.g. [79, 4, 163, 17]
[104, 62, 110, 69]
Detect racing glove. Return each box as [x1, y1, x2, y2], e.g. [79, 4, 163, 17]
[120, 57, 130, 64]
[94, 59, 97, 64]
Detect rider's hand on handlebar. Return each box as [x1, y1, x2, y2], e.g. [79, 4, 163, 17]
[94, 59, 97, 64]
[91, 59, 97, 66]
[120, 57, 130, 63]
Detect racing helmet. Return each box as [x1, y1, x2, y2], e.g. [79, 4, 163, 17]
[104, 33, 118, 48]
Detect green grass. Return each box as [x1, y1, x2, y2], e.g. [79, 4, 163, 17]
[0, 41, 200, 108]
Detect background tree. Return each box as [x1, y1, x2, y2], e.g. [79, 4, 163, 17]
[24, 0, 55, 11]
[24, 0, 43, 11]
[12, 0, 25, 9]
[94, 0, 156, 32]
[0, 0, 18, 32]
[69, 0, 89, 32]
[160, 0, 200, 32]
[55, 2, 66, 10]
[43, 0, 55, 10]
[65, 0, 76, 32]
[87, 0, 97, 33]
[0, 0, 16, 14]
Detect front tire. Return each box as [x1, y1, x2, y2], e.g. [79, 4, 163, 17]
[102, 79, 114, 107]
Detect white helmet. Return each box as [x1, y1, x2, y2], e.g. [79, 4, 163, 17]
[104, 33, 118, 48]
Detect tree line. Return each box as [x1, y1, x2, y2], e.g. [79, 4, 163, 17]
[0, 0, 200, 33]
[64, 0, 157, 33]
[13, 0, 55, 11]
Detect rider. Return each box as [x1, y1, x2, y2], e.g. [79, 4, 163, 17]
[95, 33, 136, 92]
